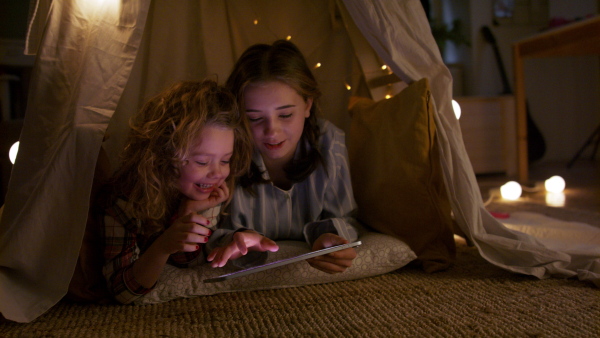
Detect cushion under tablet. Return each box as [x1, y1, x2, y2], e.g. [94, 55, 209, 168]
[134, 231, 416, 305]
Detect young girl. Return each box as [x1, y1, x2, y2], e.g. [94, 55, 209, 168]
[99, 79, 256, 304]
[207, 40, 360, 274]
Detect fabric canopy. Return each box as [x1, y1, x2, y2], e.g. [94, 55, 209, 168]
[1, 0, 151, 322]
[1, 0, 598, 323]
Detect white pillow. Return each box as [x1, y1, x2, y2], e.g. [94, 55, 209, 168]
[135, 232, 416, 305]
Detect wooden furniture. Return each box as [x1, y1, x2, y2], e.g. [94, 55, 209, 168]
[456, 95, 517, 176]
[513, 16, 600, 182]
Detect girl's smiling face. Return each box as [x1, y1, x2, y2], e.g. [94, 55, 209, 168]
[178, 125, 233, 201]
[243, 81, 312, 168]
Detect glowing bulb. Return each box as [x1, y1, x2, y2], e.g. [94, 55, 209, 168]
[381, 65, 388, 70]
[314, 63, 321, 69]
[545, 192, 565, 207]
[286, 35, 292, 40]
[452, 100, 461, 120]
[253, 19, 258, 25]
[544, 175, 565, 193]
[9, 141, 19, 164]
[77, 0, 120, 17]
[345, 83, 352, 90]
[500, 181, 522, 200]
[385, 94, 392, 99]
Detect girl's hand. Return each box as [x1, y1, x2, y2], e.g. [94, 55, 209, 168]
[154, 213, 212, 255]
[177, 182, 229, 217]
[207, 231, 279, 268]
[306, 233, 357, 274]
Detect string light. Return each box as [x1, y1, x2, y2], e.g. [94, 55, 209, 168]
[385, 84, 392, 99]
[381, 64, 393, 75]
[78, 0, 120, 16]
[9, 141, 19, 164]
[500, 181, 522, 200]
[244, 7, 367, 95]
[545, 175, 566, 193]
[245, 10, 355, 93]
[244, 13, 399, 100]
[546, 192, 565, 207]
[483, 175, 567, 207]
[452, 100, 461, 120]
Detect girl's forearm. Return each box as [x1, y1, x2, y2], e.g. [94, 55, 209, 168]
[131, 244, 170, 289]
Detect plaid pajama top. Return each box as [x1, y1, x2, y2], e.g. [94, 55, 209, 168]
[102, 198, 207, 304]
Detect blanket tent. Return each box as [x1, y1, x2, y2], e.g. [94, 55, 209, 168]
[1, 0, 599, 323]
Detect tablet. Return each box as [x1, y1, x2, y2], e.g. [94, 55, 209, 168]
[203, 241, 362, 283]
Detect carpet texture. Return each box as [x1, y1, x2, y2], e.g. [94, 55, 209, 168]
[1, 203, 599, 337]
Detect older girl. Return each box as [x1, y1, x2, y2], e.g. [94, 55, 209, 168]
[208, 40, 360, 274]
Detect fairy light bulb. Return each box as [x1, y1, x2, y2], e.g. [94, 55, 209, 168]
[545, 192, 565, 207]
[286, 35, 292, 40]
[9, 141, 19, 164]
[314, 62, 321, 69]
[381, 65, 387, 71]
[81, 0, 119, 15]
[253, 19, 258, 25]
[345, 83, 352, 90]
[385, 84, 392, 99]
[500, 181, 522, 200]
[545, 175, 565, 193]
[452, 100, 461, 120]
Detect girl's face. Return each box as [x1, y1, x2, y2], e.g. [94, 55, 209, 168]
[178, 125, 234, 201]
[243, 81, 312, 168]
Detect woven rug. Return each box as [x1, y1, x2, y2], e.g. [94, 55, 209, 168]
[2, 204, 599, 337]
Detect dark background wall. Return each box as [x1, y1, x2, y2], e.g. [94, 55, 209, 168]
[0, 1, 30, 39]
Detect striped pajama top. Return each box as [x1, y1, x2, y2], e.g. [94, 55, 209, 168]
[217, 119, 359, 246]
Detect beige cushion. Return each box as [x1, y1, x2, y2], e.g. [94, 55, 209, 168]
[135, 232, 415, 305]
[347, 78, 456, 273]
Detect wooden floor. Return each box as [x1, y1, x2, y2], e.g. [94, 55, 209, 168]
[477, 159, 600, 213]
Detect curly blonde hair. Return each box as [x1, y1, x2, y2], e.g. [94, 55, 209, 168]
[106, 79, 252, 233]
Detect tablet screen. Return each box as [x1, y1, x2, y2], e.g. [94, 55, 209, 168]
[203, 241, 362, 283]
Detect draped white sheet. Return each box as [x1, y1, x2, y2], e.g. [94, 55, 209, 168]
[341, 0, 600, 285]
[1, 0, 598, 323]
[0, 0, 152, 323]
